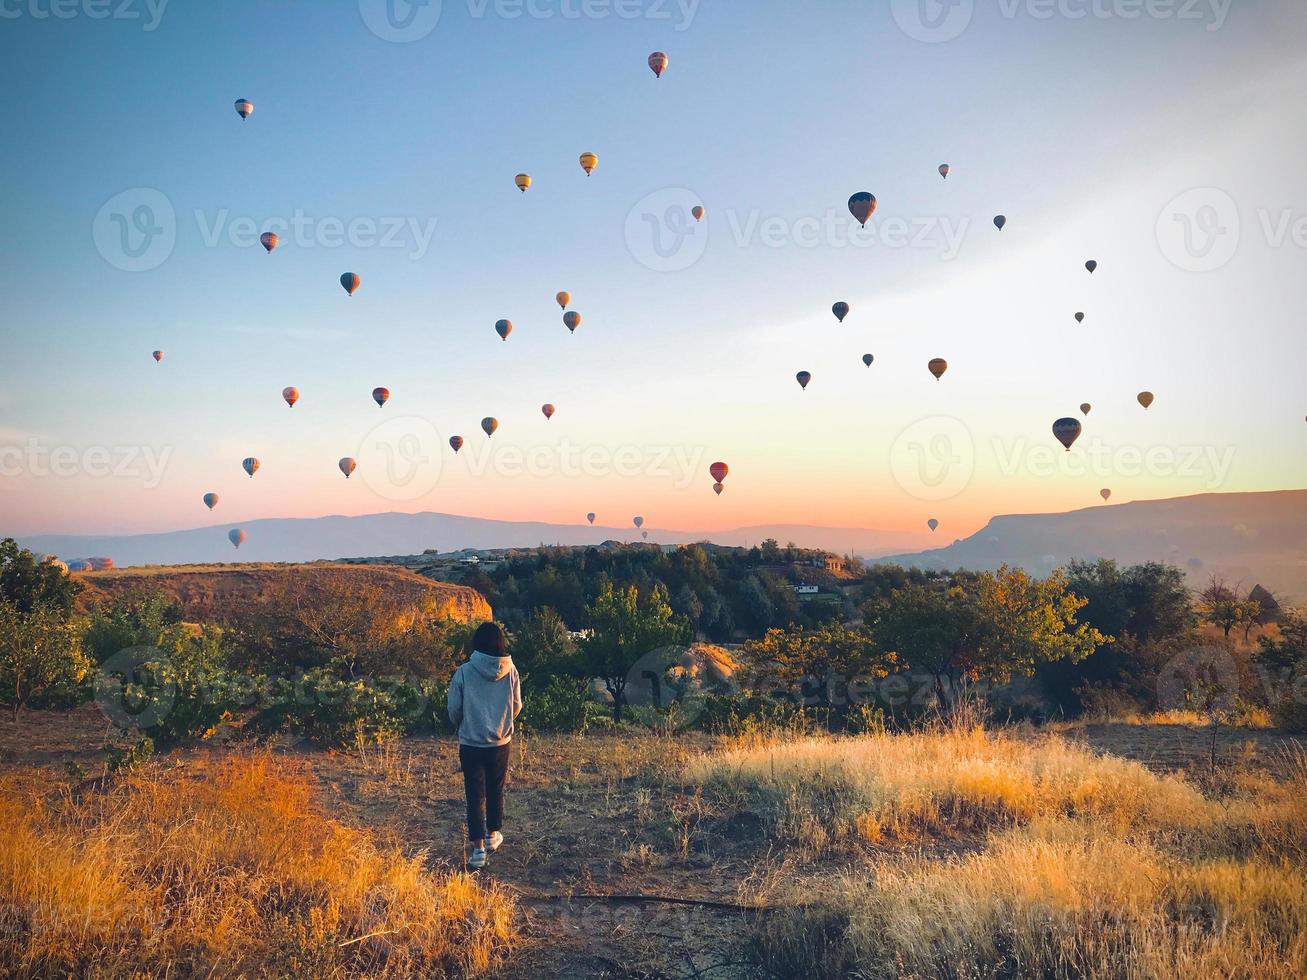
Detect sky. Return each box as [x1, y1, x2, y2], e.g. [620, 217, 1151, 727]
[1, 0, 1305, 541]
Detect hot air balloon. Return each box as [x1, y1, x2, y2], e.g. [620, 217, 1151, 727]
[372, 387, 390, 408]
[648, 51, 668, 77]
[229, 528, 246, 548]
[541, 403, 555, 420]
[515, 173, 531, 193]
[481, 417, 498, 437]
[556, 291, 571, 309]
[710, 461, 728, 484]
[862, 353, 874, 367]
[449, 435, 464, 453]
[260, 232, 278, 253]
[586, 512, 595, 525]
[152, 350, 164, 362]
[1085, 260, 1098, 274]
[234, 99, 253, 120]
[633, 516, 644, 528]
[282, 386, 299, 408]
[579, 152, 598, 176]
[563, 311, 581, 333]
[1075, 312, 1084, 324]
[340, 273, 360, 296]
[691, 205, 704, 222]
[495, 319, 512, 342]
[938, 163, 951, 179]
[242, 457, 259, 478]
[339, 457, 356, 479]
[1100, 488, 1112, 501]
[1080, 403, 1092, 416]
[712, 482, 724, 496]
[993, 215, 1007, 230]
[928, 358, 948, 381]
[203, 492, 218, 510]
[1052, 417, 1083, 452]
[796, 371, 811, 390]
[928, 519, 939, 532]
[847, 192, 877, 227]
[1138, 391, 1155, 409]
[832, 301, 849, 323]
[642, 531, 649, 540]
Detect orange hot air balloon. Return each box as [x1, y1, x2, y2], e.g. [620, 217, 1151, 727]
[1137, 391, 1155, 409]
[481, 417, 498, 437]
[938, 163, 951, 179]
[710, 461, 728, 484]
[691, 205, 704, 222]
[1100, 488, 1112, 501]
[556, 291, 571, 309]
[234, 99, 253, 120]
[928, 358, 948, 381]
[862, 353, 874, 367]
[449, 435, 464, 453]
[228, 528, 246, 548]
[993, 214, 1007, 230]
[340, 272, 360, 296]
[796, 371, 811, 390]
[1052, 417, 1083, 452]
[928, 519, 939, 532]
[1075, 312, 1084, 323]
[203, 492, 218, 510]
[832, 301, 849, 323]
[260, 232, 278, 253]
[633, 516, 644, 528]
[1080, 402, 1092, 416]
[563, 311, 581, 333]
[586, 512, 596, 525]
[372, 387, 390, 407]
[152, 350, 164, 362]
[338, 457, 356, 479]
[579, 152, 598, 175]
[847, 192, 877, 227]
[495, 319, 512, 341]
[242, 457, 259, 478]
[648, 51, 668, 78]
[282, 386, 299, 408]
[541, 403, 555, 420]
[515, 173, 532, 193]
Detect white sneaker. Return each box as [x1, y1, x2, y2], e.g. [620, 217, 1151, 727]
[487, 831, 503, 852]
[468, 846, 488, 869]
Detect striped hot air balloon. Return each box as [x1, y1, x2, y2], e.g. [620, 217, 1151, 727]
[515, 173, 532, 193]
[260, 232, 278, 253]
[579, 152, 597, 175]
[648, 51, 668, 77]
[234, 99, 253, 120]
[847, 192, 877, 227]
[242, 457, 259, 478]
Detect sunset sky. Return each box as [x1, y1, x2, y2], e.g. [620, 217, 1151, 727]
[1, 0, 1305, 540]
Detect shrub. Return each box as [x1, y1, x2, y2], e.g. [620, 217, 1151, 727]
[255, 670, 414, 747]
[519, 676, 594, 733]
[0, 599, 91, 719]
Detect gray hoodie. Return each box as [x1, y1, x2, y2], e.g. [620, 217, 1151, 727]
[448, 651, 523, 747]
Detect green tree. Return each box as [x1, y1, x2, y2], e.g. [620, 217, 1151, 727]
[0, 598, 91, 719]
[579, 582, 689, 721]
[0, 539, 81, 615]
[1198, 577, 1259, 640]
[512, 606, 577, 679]
[741, 622, 893, 710]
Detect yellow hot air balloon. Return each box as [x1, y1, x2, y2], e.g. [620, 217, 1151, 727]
[556, 291, 571, 309]
[579, 152, 597, 176]
[515, 173, 532, 193]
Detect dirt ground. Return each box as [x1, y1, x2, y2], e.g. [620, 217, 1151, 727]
[2, 707, 1304, 979]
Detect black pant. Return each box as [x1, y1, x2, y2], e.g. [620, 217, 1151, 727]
[459, 743, 510, 843]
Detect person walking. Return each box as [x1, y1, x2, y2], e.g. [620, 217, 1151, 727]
[447, 621, 522, 870]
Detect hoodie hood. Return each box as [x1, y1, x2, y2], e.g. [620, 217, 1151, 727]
[470, 650, 513, 681]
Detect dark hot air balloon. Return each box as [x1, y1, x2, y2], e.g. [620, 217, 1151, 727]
[691, 205, 704, 221]
[795, 371, 811, 390]
[1085, 260, 1098, 274]
[848, 192, 877, 227]
[586, 512, 595, 525]
[1052, 417, 1083, 452]
[260, 232, 278, 253]
[481, 417, 498, 437]
[339, 457, 356, 479]
[1138, 391, 1155, 409]
[152, 350, 164, 362]
[541, 403, 555, 420]
[1075, 312, 1084, 323]
[928, 518, 939, 532]
[372, 387, 390, 407]
[832, 302, 849, 323]
[1080, 402, 1091, 416]
[710, 461, 728, 484]
[939, 163, 951, 179]
[993, 215, 1007, 230]
[203, 492, 218, 510]
[712, 482, 724, 495]
[449, 435, 464, 453]
[229, 528, 246, 548]
[563, 311, 581, 333]
[928, 358, 948, 380]
[862, 353, 874, 367]
[648, 52, 668, 77]
[633, 516, 644, 528]
[242, 457, 259, 478]
[495, 319, 512, 341]
[340, 273, 360, 296]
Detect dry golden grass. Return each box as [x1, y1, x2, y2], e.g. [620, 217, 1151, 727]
[0, 754, 515, 978]
[694, 730, 1307, 978]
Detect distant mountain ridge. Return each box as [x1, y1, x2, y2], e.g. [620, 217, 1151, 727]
[877, 489, 1307, 601]
[15, 512, 929, 569]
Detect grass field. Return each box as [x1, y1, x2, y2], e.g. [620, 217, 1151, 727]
[1, 709, 1303, 978]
